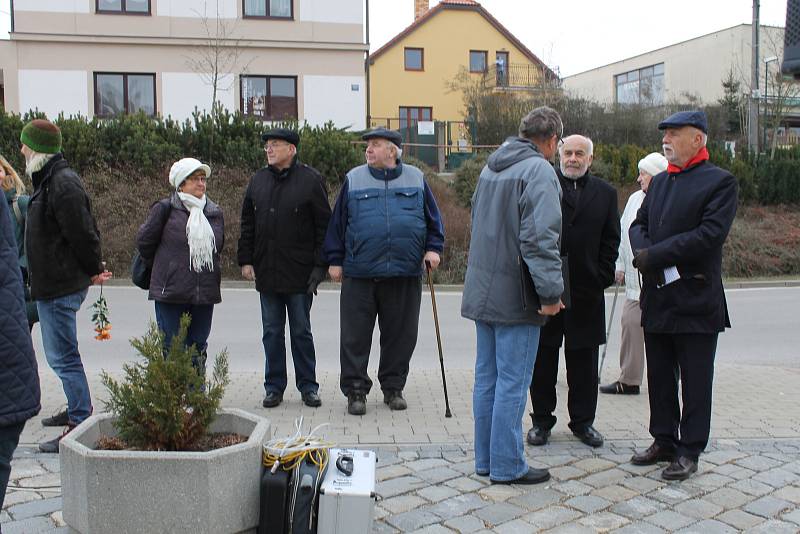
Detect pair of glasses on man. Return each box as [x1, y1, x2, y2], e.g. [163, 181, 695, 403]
[263, 141, 289, 152]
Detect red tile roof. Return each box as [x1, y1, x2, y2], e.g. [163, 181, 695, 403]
[369, 1, 557, 80]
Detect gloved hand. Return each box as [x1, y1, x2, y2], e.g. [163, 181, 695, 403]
[306, 266, 327, 295]
[632, 248, 650, 273]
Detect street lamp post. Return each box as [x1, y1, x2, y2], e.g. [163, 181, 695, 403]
[764, 55, 779, 149]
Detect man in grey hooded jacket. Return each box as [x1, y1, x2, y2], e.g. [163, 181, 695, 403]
[461, 106, 565, 485]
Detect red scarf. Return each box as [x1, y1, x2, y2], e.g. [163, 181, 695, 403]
[667, 146, 709, 174]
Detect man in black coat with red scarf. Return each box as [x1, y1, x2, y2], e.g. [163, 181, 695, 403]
[527, 134, 620, 449]
[629, 111, 737, 481]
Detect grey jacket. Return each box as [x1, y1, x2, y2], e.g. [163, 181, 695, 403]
[461, 137, 563, 326]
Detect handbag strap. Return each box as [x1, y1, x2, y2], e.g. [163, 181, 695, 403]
[11, 196, 24, 228]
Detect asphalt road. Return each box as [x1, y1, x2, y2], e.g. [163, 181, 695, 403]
[32, 285, 800, 375]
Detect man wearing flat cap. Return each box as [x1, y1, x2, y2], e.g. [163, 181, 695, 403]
[629, 110, 737, 480]
[238, 128, 332, 409]
[323, 127, 445, 415]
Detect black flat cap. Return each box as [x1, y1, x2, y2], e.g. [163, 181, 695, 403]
[658, 110, 708, 134]
[362, 127, 403, 148]
[261, 128, 300, 146]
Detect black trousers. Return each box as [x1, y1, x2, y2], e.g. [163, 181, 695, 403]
[339, 276, 421, 396]
[530, 344, 599, 432]
[644, 332, 718, 460]
[0, 422, 26, 510]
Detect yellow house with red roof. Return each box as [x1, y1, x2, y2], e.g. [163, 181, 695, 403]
[368, 0, 558, 132]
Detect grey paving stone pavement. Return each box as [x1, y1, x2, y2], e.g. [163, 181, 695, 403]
[3, 362, 799, 532]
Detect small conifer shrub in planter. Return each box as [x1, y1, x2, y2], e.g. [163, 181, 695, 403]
[60, 316, 270, 534]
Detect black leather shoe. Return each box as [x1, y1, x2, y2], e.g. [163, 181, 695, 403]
[347, 393, 367, 415]
[526, 425, 550, 446]
[599, 381, 640, 395]
[42, 409, 69, 427]
[572, 425, 604, 448]
[301, 390, 322, 407]
[38, 425, 76, 454]
[383, 391, 407, 411]
[662, 456, 698, 481]
[491, 467, 551, 485]
[262, 391, 283, 408]
[631, 442, 676, 465]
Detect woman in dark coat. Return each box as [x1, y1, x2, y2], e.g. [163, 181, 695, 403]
[0, 196, 41, 508]
[136, 158, 224, 366]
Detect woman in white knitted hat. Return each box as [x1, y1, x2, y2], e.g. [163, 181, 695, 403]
[136, 158, 224, 372]
[600, 152, 667, 395]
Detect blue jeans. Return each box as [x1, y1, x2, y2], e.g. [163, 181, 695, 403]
[473, 321, 541, 481]
[260, 292, 318, 395]
[154, 302, 215, 358]
[37, 289, 92, 425]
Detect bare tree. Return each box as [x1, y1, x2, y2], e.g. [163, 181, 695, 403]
[761, 29, 800, 158]
[185, 0, 252, 117]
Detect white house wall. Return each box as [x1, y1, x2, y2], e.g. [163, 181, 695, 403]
[14, 0, 91, 14]
[302, 75, 365, 129]
[18, 70, 89, 118]
[161, 72, 235, 122]
[157, 0, 238, 19]
[297, 0, 363, 24]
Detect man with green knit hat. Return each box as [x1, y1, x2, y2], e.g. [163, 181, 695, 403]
[20, 119, 112, 453]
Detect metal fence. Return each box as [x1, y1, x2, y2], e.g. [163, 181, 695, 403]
[367, 118, 480, 171]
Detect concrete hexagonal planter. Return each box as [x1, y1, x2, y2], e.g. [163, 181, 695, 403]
[60, 408, 270, 534]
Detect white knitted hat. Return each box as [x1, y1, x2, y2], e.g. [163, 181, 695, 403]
[169, 158, 211, 190]
[638, 152, 668, 177]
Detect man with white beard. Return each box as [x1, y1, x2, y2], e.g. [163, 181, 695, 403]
[20, 119, 112, 453]
[526, 135, 620, 449]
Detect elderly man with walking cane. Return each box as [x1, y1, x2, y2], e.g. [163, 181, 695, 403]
[323, 127, 445, 416]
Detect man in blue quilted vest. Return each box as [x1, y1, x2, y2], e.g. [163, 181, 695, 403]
[323, 128, 445, 416]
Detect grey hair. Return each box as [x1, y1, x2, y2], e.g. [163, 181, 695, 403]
[519, 106, 563, 142]
[558, 135, 594, 156]
[700, 132, 708, 146]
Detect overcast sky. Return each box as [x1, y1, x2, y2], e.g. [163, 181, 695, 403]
[0, 0, 788, 77]
[369, 0, 788, 76]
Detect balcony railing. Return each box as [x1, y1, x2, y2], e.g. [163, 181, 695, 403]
[483, 63, 560, 91]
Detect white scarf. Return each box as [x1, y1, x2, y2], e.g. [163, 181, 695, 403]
[177, 192, 216, 273]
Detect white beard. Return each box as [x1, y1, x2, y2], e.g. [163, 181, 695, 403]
[25, 153, 55, 177]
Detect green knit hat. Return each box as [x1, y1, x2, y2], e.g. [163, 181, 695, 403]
[20, 119, 62, 154]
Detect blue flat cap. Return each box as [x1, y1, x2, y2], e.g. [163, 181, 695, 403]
[658, 110, 708, 133]
[362, 127, 403, 148]
[261, 128, 300, 146]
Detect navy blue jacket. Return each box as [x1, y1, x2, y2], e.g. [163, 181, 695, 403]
[323, 162, 444, 278]
[0, 197, 41, 427]
[629, 160, 737, 333]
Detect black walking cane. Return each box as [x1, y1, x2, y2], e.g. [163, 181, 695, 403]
[426, 261, 452, 418]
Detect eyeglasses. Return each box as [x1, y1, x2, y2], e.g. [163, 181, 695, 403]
[264, 141, 289, 151]
[185, 174, 207, 183]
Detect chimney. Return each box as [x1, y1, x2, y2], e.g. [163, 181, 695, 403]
[415, 0, 429, 20]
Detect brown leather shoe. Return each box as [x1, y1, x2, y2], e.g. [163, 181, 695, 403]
[631, 442, 676, 465]
[662, 456, 698, 481]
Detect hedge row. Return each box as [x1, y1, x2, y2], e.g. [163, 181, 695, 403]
[0, 109, 363, 190]
[452, 142, 800, 207]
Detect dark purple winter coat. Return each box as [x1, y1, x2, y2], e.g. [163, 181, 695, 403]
[136, 192, 224, 304]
